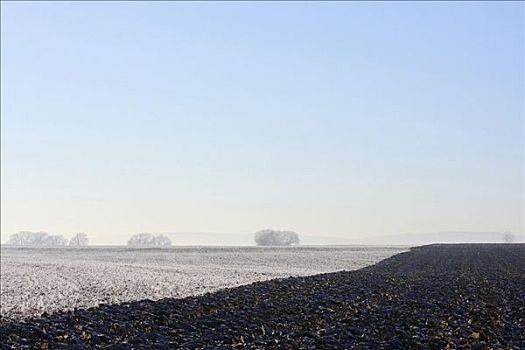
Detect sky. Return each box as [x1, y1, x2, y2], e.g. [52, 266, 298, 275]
[1, 2, 523, 244]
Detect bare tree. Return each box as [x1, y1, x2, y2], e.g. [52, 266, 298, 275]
[127, 233, 172, 247]
[45, 234, 69, 246]
[69, 232, 89, 246]
[8, 231, 69, 246]
[154, 234, 172, 247]
[503, 231, 515, 243]
[128, 233, 155, 246]
[254, 229, 300, 246]
[8, 231, 45, 245]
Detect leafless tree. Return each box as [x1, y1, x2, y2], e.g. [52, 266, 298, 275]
[8, 231, 69, 246]
[503, 231, 515, 243]
[154, 234, 172, 246]
[69, 232, 89, 246]
[254, 229, 300, 246]
[127, 233, 172, 247]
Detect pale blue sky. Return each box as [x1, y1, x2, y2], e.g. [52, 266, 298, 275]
[1, 2, 523, 244]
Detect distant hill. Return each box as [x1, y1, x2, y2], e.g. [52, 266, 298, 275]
[161, 231, 523, 247]
[163, 232, 253, 246]
[162, 232, 355, 246]
[355, 231, 524, 246]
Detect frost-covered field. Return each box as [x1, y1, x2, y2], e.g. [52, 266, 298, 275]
[0, 246, 406, 322]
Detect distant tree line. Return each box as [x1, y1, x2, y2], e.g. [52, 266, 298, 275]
[6, 231, 173, 247]
[254, 229, 300, 246]
[5, 230, 519, 246]
[127, 233, 172, 247]
[7, 232, 89, 246]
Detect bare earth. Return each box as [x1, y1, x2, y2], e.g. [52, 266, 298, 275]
[0, 246, 405, 322]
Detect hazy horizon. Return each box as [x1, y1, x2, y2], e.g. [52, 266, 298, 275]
[1, 2, 524, 244]
[2, 230, 523, 246]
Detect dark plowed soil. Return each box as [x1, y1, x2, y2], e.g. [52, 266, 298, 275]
[1, 244, 524, 349]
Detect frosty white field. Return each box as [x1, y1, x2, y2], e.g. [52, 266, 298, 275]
[0, 246, 406, 322]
